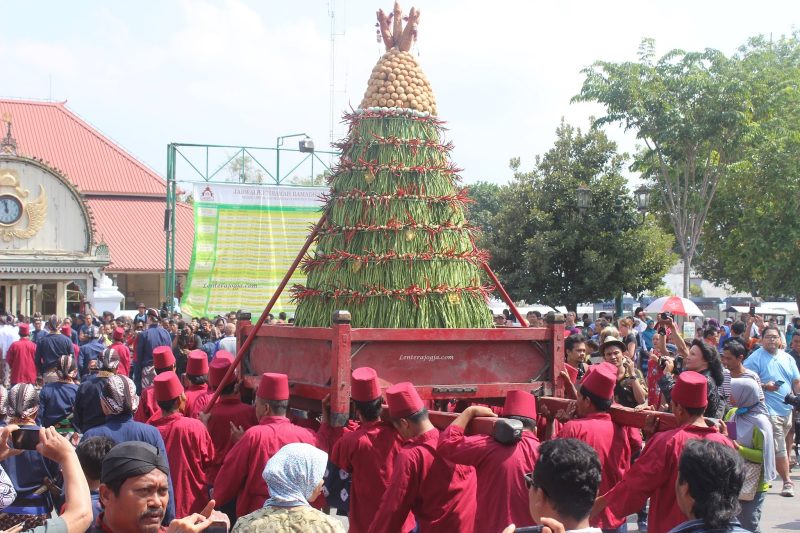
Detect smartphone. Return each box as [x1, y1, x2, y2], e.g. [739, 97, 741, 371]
[514, 527, 544, 533]
[749, 305, 756, 317]
[775, 380, 785, 388]
[206, 522, 228, 533]
[11, 426, 41, 450]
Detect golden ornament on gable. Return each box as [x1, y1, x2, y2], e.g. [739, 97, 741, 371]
[0, 168, 48, 241]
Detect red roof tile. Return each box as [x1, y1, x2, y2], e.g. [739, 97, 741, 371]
[86, 198, 194, 272]
[0, 99, 166, 196]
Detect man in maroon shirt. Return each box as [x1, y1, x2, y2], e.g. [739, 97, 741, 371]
[329, 367, 414, 533]
[150, 371, 215, 519]
[136, 346, 175, 423]
[558, 362, 637, 532]
[213, 372, 320, 517]
[6, 323, 38, 385]
[182, 350, 209, 416]
[109, 327, 131, 377]
[594, 371, 734, 533]
[438, 390, 540, 532]
[368, 382, 477, 533]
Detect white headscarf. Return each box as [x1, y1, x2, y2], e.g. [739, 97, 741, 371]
[262, 443, 328, 508]
[730, 377, 777, 482]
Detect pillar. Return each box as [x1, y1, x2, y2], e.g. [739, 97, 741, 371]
[56, 281, 67, 318]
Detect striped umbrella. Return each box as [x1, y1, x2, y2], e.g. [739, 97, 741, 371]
[644, 296, 703, 317]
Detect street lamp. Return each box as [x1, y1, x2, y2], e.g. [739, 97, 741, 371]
[634, 184, 650, 221]
[576, 184, 591, 215]
[276, 133, 314, 184]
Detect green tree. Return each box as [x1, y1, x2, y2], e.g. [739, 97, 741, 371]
[488, 119, 676, 312]
[464, 180, 503, 247]
[574, 39, 750, 297]
[227, 152, 267, 184]
[696, 33, 800, 307]
[288, 171, 330, 187]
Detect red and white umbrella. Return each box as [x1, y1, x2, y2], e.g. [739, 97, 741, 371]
[644, 296, 703, 317]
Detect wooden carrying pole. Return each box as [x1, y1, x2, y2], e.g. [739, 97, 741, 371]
[202, 213, 327, 413]
[482, 262, 528, 326]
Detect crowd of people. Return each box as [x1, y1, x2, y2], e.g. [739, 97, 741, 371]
[0, 305, 795, 532]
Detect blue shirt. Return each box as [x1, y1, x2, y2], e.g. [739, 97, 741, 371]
[82, 413, 175, 523]
[135, 325, 172, 368]
[39, 382, 80, 427]
[78, 339, 106, 376]
[743, 347, 800, 417]
[35, 333, 74, 373]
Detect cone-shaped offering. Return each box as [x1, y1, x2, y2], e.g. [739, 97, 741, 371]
[291, 2, 493, 328]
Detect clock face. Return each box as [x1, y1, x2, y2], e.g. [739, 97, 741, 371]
[0, 195, 23, 226]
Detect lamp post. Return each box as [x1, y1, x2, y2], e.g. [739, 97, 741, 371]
[276, 133, 314, 184]
[634, 184, 651, 222]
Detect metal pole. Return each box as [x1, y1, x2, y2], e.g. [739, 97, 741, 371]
[203, 213, 328, 413]
[164, 144, 176, 312]
[481, 262, 528, 326]
[275, 138, 281, 185]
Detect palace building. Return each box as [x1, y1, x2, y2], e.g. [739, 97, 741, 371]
[0, 99, 194, 317]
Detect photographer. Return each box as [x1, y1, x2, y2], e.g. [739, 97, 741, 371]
[656, 317, 725, 419]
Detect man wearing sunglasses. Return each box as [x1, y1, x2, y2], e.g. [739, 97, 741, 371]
[503, 438, 603, 533]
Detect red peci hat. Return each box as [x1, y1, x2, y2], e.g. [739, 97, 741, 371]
[580, 362, 617, 401]
[385, 382, 424, 418]
[186, 350, 209, 376]
[209, 358, 233, 389]
[153, 371, 184, 402]
[351, 367, 381, 402]
[672, 371, 708, 408]
[153, 346, 176, 369]
[257, 373, 290, 401]
[112, 327, 125, 341]
[215, 350, 234, 361]
[503, 390, 537, 419]
[17, 323, 30, 336]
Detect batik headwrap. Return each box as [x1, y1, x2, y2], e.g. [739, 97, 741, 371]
[101, 375, 139, 415]
[0, 385, 8, 418]
[8, 383, 39, 420]
[99, 348, 120, 372]
[56, 355, 78, 381]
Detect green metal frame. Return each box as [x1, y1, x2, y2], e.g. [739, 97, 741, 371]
[164, 142, 339, 312]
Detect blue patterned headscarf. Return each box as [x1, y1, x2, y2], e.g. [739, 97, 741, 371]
[262, 443, 328, 508]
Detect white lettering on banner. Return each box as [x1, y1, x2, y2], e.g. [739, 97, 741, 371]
[193, 183, 326, 207]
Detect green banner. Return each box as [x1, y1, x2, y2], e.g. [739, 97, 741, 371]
[181, 183, 325, 317]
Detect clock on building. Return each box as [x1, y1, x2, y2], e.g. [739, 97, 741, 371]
[0, 194, 22, 225]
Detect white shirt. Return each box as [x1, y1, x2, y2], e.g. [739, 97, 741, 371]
[0, 325, 20, 358]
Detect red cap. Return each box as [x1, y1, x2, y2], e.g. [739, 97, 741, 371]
[351, 367, 381, 402]
[153, 371, 184, 402]
[214, 350, 234, 363]
[580, 362, 617, 401]
[112, 327, 125, 341]
[503, 390, 537, 419]
[209, 358, 233, 389]
[153, 346, 176, 369]
[385, 382, 424, 418]
[257, 373, 290, 401]
[17, 323, 30, 336]
[672, 371, 708, 408]
[61, 326, 72, 336]
[186, 350, 209, 376]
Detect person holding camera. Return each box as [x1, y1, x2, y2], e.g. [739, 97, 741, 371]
[742, 324, 800, 497]
[656, 317, 725, 419]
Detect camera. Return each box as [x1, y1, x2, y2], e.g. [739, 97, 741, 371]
[784, 393, 800, 410]
[659, 355, 683, 373]
[660, 312, 671, 321]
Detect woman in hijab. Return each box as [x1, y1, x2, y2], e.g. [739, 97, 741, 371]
[0, 384, 61, 530]
[725, 377, 776, 533]
[232, 442, 345, 533]
[38, 356, 80, 442]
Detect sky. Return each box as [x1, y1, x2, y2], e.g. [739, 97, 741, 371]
[1, 1, 796, 186]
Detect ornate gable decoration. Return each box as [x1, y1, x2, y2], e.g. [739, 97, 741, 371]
[0, 168, 47, 241]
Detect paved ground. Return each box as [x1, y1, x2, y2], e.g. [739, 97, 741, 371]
[623, 468, 800, 532]
[331, 470, 800, 532]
